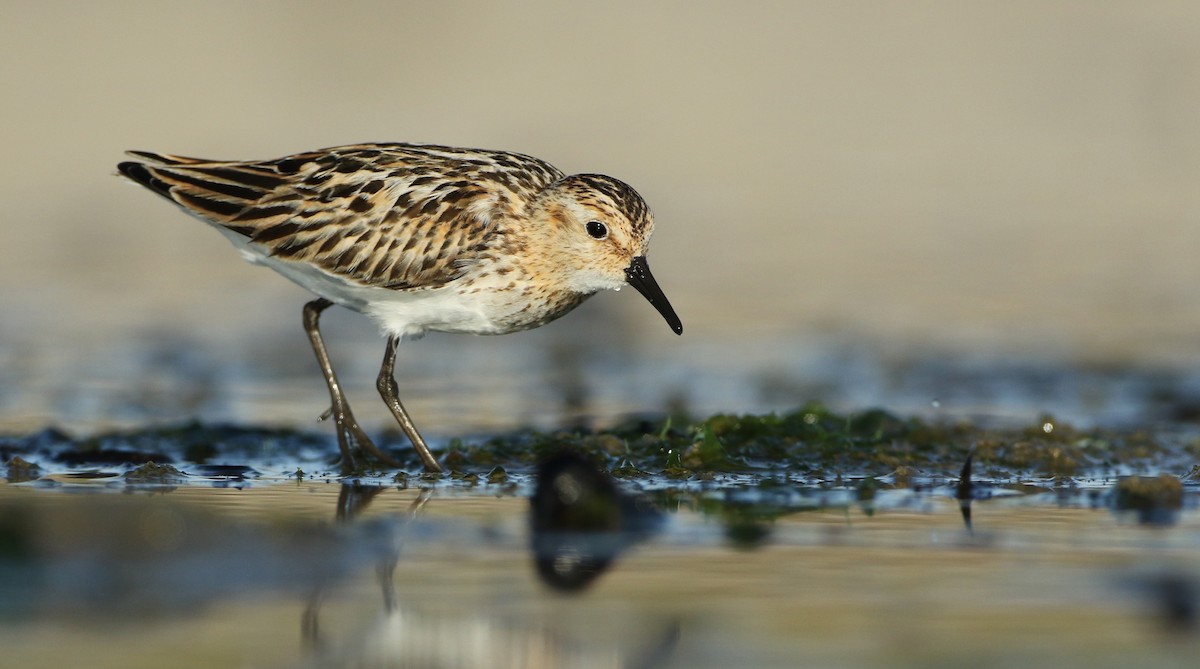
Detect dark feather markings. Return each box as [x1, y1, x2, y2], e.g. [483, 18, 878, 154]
[176, 191, 246, 218]
[269, 239, 308, 259]
[568, 174, 651, 235]
[119, 142, 578, 293]
[224, 224, 258, 237]
[420, 199, 440, 216]
[326, 182, 361, 199]
[156, 169, 266, 202]
[316, 231, 345, 255]
[275, 157, 313, 175]
[252, 221, 305, 244]
[231, 204, 295, 221]
[333, 160, 366, 174]
[190, 165, 287, 191]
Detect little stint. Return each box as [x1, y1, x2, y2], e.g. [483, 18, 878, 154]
[118, 143, 682, 473]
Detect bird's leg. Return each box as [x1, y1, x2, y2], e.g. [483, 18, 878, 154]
[302, 298, 399, 472]
[377, 335, 443, 472]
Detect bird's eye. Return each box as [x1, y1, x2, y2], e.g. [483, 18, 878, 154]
[586, 220, 608, 239]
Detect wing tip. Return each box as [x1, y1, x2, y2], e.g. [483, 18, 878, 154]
[116, 160, 173, 198]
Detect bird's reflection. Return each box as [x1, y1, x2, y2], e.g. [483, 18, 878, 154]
[304, 481, 430, 650]
[1, 468, 677, 667]
[313, 607, 679, 669]
[530, 450, 663, 591]
[299, 461, 678, 668]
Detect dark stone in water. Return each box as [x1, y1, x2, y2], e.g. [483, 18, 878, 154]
[1111, 475, 1183, 525]
[529, 449, 662, 591]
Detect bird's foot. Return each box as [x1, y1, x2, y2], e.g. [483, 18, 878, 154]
[329, 407, 401, 474]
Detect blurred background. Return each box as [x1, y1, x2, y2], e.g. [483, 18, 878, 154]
[2, 1, 1199, 435]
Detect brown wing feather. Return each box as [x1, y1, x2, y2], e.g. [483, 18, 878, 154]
[118, 144, 565, 290]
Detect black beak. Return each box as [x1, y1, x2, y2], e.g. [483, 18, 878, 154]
[624, 256, 683, 335]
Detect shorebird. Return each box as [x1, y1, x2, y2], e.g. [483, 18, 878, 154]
[117, 143, 681, 473]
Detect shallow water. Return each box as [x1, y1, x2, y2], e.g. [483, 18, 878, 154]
[8, 315, 1200, 438]
[2, 478, 1199, 668]
[6, 313, 1200, 667]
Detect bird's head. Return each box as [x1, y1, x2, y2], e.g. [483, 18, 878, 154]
[531, 174, 682, 335]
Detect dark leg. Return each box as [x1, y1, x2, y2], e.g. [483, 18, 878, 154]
[303, 298, 399, 472]
[378, 488, 434, 613]
[377, 335, 443, 472]
[301, 586, 324, 651]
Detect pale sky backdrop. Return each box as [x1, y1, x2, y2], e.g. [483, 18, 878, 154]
[2, 2, 1200, 431]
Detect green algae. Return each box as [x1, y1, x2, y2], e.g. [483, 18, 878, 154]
[431, 403, 1189, 483]
[5, 457, 40, 483]
[3, 403, 1195, 483]
[124, 461, 187, 484]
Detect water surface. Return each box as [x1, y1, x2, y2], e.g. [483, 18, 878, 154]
[2, 480, 1198, 668]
